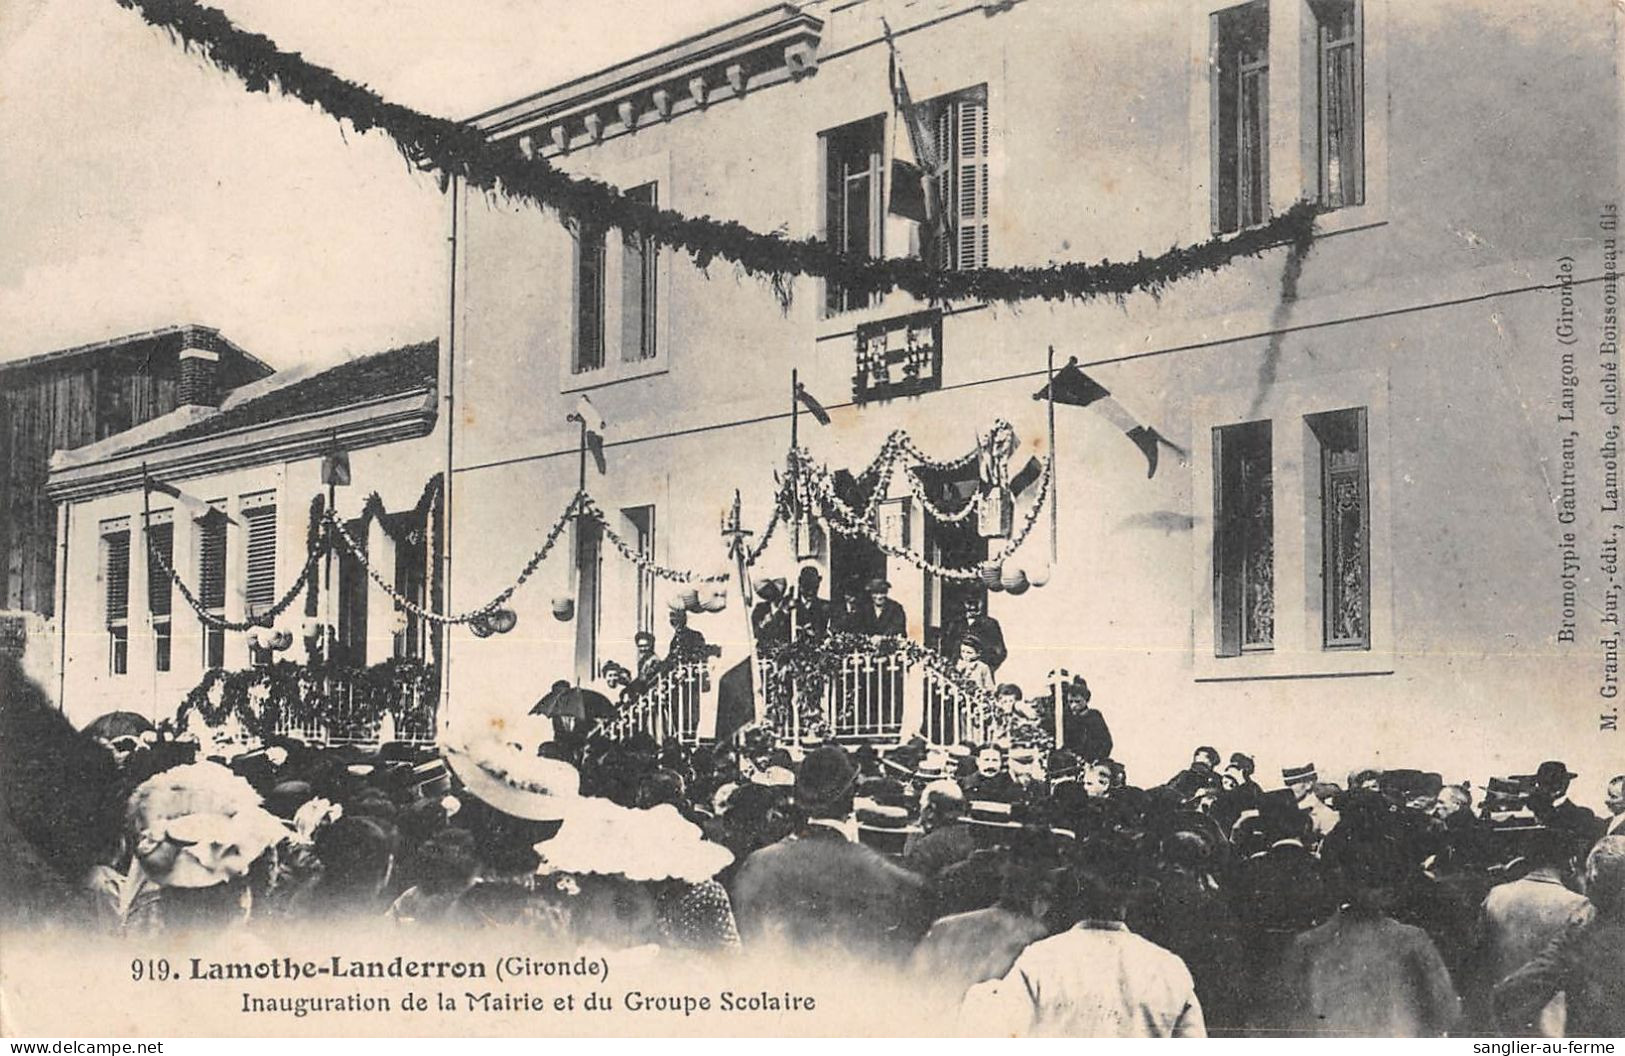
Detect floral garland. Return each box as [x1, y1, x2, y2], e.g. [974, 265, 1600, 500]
[327, 490, 579, 625]
[147, 522, 323, 631]
[112, 0, 1319, 308]
[790, 448, 1051, 581]
[177, 658, 439, 741]
[580, 495, 729, 585]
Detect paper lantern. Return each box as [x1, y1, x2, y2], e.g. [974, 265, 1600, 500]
[667, 594, 689, 613]
[300, 617, 324, 639]
[1000, 568, 1030, 596]
[979, 562, 1004, 590]
[469, 616, 494, 639]
[678, 587, 702, 612]
[701, 592, 728, 613]
[270, 629, 294, 651]
[550, 597, 576, 622]
[1026, 561, 1052, 588]
[488, 607, 518, 634]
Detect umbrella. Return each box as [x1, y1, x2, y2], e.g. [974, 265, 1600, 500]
[530, 685, 614, 722]
[84, 711, 154, 741]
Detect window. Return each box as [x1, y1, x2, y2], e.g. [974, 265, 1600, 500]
[1211, 2, 1270, 233]
[241, 493, 277, 615]
[931, 85, 991, 271]
[621, 183, 659, 363]
[823, 115, 884, 314]
[197, 506, 227, 669]
[391, 511, 429, 661]
[1311, 408, 1370, 649]
[1213, 420, 1273, 656]
[573, 220, 607, 373]
[624, 506, 656, 638]
[102, 521, 130, 676]
[147, 518, 173, 672]
[337, 523, 370, 667]
[1313, 0, 1363, 209]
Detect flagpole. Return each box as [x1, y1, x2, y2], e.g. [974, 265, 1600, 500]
[141, 462, 156, 722]
[790, 369, 801, 562]
[1047, 345, 1058, 567]
[725, 489, 763, 745]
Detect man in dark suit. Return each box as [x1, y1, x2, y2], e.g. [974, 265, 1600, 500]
[845, 578, 908, 637]
[790, 565, 830, 642]
[730, 746, 931, 963]
[1058, 677, 1112, 763]
[1528, 760, 1604, 849]
[941, 593, 1007, 674]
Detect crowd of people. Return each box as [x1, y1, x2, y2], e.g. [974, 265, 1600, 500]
[1, 652, 1622, 1037]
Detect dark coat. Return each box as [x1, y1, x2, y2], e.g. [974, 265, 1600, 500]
[1274, 908, 1461, 1037]
[792, 595, 830, 640]
[730, 825, 932, 963]
[902, 822, 977, 878]
[1061, 706, 1113, 763]
[843, 597, 908, 637]
[1494, 904, 1625, 1038]
[942, 615, 1008, 672]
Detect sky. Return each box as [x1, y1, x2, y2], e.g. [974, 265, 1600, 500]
[0, 0, 763, 370]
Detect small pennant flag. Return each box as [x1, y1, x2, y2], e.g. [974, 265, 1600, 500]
[796, 382, 831, 426]
[882, 18, 937, 225]
[572, 394, 608, 474]
[146, 476, 235, 525]
[1009, 455, 1044, 497]
[585, 430, 607, 475]
[1035, 358, 1187, 478]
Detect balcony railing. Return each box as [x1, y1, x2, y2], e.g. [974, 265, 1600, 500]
[603, 660, 709, 744]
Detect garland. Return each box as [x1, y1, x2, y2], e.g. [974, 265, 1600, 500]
[791, 447, 1052, 580]
[327, 490, 580, 625]
[112, 0, 1320, 308]
[579, 495, 730, 585]
[147, 521, 323, 631]
[177, 658, 438, 741]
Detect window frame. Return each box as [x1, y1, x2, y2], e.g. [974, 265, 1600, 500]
[821, 113, 886, 316]
[1313, 0, 1365, 210]
[1210, 1, 1271, 235]
[147, 514, 175, 672]
[240, 491, 279, 617]
[197, 502, 228, 670]
[1212, 419, 1276, 657]
[1310, 407, 1371, 650]
[101, 518, 131, 676]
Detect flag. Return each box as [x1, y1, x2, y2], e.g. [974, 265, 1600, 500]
[1034, 358, 1188, 478]
[320, 449, 351, 486]
[146, 476, 235, 524]
[795, 382, 831, 426]
[571, 394, 608, 474]
[1009, 455, 1043, 497]
[882, 19, 937, 225]
[714, 657, 756, 743]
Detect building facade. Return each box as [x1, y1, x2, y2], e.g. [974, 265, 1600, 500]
[443, 0, 1621, 799]
[46, 340, 443, 729]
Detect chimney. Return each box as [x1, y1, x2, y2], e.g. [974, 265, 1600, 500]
[177, 345, 221, 407]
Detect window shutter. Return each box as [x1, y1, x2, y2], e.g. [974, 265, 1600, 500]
[198, 514, 227, 611]
[243, 505, 278, 609]
[147, 522, 173, 618]
[955, 94, 990, 270]
[575, 225, 607, 373]
[104, 531, 130, 626]
[621, 183, 658, 363]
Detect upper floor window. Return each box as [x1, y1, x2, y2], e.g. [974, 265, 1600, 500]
[1213, 420, 1274, 656]
[1211, 2, 1270, 233]
[573, 220, 608, 374]
[621, 183, 659, 364]
[1313, 0, 1364, 209]
[823, 115, 884, 315]
[241, 492, 278, 616]
[101, 519, 130, 676]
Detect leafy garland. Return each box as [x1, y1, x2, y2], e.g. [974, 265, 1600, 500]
[146, 500, 326, 630]
[177, 658, 439, 741]
[112, 0, 1319, 308]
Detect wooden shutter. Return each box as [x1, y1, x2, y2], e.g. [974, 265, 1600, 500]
[935, 87, 990, 270]
[621, 183, 659, 363]
[575, 224, 607, 373]
[104, 530, 130, 625]
[243, 504, 278, 609]
[147, 521, 173, 618]
[198, 512, 227, 611]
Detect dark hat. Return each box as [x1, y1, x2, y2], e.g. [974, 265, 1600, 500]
[795, 746, 857, 810]
[1226, 753, 1255, 776]
[265, 779, 314, 819]
[634, 631, 656, 646]
[1193, 746, 1220, 765]
[1282, 763, 1318, 786]
[1534, 761, 1578, 785]
[755, 579, 785, 602]
[865, 577, 891, 592]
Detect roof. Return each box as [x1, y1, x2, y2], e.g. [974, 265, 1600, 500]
[121, 339, 438, 453]
[0, 324, 272, 382]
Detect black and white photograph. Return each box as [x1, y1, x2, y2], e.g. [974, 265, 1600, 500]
[1, 0, 1621, 1040]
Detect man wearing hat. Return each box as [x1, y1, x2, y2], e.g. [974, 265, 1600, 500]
[731, 745, 931, 963]
[750, 579, 790, 647]
[844, 578, 908, 637]
[941, 592, 1007, 674]
[790, 565, 831, 642]
[1220, 754, 1261, 797]
[1164, 747, 1224, 803]
[1471, 824, 1588, 1031]
[1528, 760, 1604, 848]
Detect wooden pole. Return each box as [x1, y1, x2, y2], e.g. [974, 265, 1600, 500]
[1047, 345, 1058, 567]
[790, 368, 801, 561]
